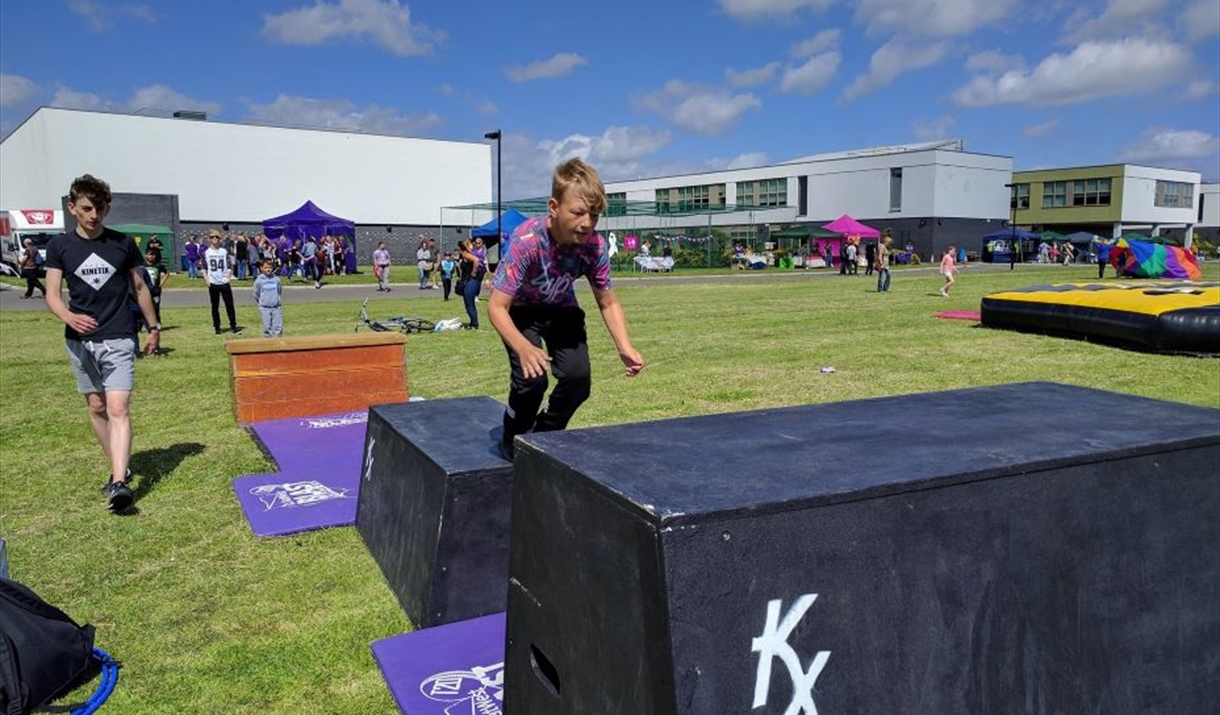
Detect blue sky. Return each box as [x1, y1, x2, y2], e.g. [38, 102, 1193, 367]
[1, 0, 1218, 199]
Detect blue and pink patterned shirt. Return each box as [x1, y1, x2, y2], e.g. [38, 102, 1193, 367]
[492, 216, 611, 308]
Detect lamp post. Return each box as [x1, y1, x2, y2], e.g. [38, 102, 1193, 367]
[1004, 182, 1017, 271]
[484, 130, 502, 251]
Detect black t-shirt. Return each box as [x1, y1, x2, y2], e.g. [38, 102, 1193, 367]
[45, 227, 142, 341]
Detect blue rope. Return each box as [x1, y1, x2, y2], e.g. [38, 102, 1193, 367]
[71, 647, 119, 715]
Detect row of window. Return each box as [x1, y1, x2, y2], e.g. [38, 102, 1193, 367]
[1012, 179, 1195, 210]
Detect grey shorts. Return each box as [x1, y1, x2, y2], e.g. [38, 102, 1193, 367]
[66, 337, 137, 394]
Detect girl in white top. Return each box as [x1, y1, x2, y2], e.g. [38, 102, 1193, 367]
[939, 245, 957, 297]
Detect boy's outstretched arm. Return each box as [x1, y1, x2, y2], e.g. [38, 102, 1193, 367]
[592, 287, 643, 377]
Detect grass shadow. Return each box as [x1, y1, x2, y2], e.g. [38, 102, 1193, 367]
[130, 442, 205, 498]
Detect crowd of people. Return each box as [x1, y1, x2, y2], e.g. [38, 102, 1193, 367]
[180, 231, 354, 288]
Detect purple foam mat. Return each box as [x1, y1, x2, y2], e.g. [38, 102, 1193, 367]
[233, 410, 370, 537]
[372, 613, 505, 715]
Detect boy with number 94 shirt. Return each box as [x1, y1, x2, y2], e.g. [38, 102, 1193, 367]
[488, 158, 644, 460]
[44, 174, 160, 513]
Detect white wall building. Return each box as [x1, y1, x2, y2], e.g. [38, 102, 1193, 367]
[1199, 183, 1219, 229]
[0, 107, 491, 228]
[601, 139, 1012, 260]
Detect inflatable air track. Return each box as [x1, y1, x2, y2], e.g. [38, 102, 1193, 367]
[981, 280, 1220, 355]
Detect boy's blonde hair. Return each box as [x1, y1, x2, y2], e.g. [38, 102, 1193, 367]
[551, 158, 607, 214]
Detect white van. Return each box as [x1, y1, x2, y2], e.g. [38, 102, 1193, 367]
[1, 209, 64, 274]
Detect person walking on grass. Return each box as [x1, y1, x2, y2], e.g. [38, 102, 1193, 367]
[488, 158, 644, 461]
[18, 238, 46, 299]
[939, 245, 958, 297]
[373, 241, 392, 292]
[204, 230, 241, 335]
[876, 235, 892, 293]
[44, 174, 160, 513]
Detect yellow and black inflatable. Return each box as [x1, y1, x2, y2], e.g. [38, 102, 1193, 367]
[981, 280, 1220, 355]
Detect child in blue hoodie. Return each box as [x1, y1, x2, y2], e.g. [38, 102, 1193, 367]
[253, 259, 283, 337]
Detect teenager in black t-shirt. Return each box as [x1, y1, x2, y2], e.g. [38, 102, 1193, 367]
[44, 174, 160, 513]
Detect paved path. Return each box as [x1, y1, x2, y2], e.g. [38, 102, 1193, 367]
[0, 262, 1033, 313]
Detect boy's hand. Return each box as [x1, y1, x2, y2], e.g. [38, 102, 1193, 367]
[620, 347, 644, 377]
[67, 312, 99, 335]
[516, 344, 551, 379]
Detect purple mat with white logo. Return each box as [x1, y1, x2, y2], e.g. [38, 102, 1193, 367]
[372, 613, 505, 715]
[233, 410, 370, 537]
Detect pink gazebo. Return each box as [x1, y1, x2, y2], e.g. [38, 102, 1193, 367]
[823, 214, 880, 238]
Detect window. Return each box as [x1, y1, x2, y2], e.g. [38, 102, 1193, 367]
[1071, 178, 1111, 206]
[606, 192, 627, 217]
[655, 189, 671, 214]
[1010, 183, 1030, 210]
[1043, 181, 1068, 208]
[1155, 180, 1194, 208]
[798, 176, 808, 216]
[736, 178, 787, 208]
[677, 185, 709, 212]
[889, 168, 903, 212]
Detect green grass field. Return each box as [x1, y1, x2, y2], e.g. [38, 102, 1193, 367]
[1, 264, 1217, 713]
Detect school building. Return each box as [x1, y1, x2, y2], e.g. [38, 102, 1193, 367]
[600, 139, 1014, 261]
[1009, 164, 1203, 244]
[0, 106, 492, 261]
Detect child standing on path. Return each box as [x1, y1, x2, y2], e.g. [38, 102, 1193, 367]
[939, 245, 958, 297]
[373, 242, 392, 292]
[253, 259, 283, 337]
[440, 252, 457, 300]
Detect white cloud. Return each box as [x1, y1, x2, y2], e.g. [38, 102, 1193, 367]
[475, 99, 498, 115]
[634, 80, 762, 135]
[723, 152, 770, 170]
[51, 87, 106, 110]
[70, 1, 111, 31]
[1180, 0, 1220, 42]
[504, 53, 588, 82]
[261, 0, 444, 57]
[912, 115, 956, 141]
[952, 38, 1190, 107]
[853, 0, 1020, 37]
[1120, 128, 1220, 163]
[964, 50, 1025, 74]
[792, 28, 841, 57]
[129, 85, 221, 115]
[500, 126, 673, 199]
[439, 83, 455, 96]
[725, 62, 780, 88]
[1023, 119, 1060, 137]
[1060, 0, 1170, 44]
[779, 52, 841, 95]
[841, 40, 946, 102]
[50, 84, 220, 115]
[0, 73, 39, 107]
[246, 94, 442, 136]
[69, 1, 158, 31]
[1181, 79, 1219, 101]
[717, 0, 835, 21]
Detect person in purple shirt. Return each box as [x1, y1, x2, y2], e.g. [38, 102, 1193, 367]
[184, 235, 201, 279]
[488, 158, 644, 460]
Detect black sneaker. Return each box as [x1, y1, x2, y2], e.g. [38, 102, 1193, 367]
[215, 329, 223, 336]
[105, 479, 134, 512]
[231, 327, 243, 335]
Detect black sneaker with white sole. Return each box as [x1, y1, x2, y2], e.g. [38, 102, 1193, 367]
[105, 480, 134, 512]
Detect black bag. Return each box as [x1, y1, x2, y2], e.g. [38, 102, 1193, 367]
[0, 578, 97, 715]
[454, 275, 469, 296]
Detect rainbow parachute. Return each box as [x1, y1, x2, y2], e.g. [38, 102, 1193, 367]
[1111, 238, 1201, 280]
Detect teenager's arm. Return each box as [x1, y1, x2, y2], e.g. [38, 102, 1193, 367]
[487, 290, 550, 379]
[45, 268, 98, 335]
[591, 287, 643, 377]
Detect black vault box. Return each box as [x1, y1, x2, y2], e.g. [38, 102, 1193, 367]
[357, 396, 512, 628]
[504, 382, 1220, 714]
